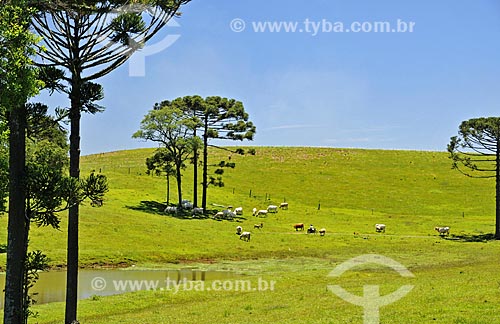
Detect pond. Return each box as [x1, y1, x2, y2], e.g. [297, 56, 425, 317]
[0, 268, 236, 308]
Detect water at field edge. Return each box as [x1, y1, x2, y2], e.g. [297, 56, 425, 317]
[0, 268, 236, 308]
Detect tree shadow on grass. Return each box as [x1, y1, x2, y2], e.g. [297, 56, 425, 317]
[125, 201, 194, 220]
[125, 201, 246, 222]
[445, 233, 496, 243]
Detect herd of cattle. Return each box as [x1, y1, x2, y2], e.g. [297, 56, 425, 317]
[164, 201, 451, 241]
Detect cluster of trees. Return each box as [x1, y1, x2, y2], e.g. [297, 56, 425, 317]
[134, 95, 256, 212]
[1, 0, 191, 323]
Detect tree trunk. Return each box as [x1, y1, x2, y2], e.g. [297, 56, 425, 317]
[496, 142, 500, 239]
[65, 99, 81, 323]
[65, 86, 81, 323]
[176, 159, 183, 209]
[201, 120, 209, 212]
[166, 173, 170, 205]
[4, 105, 27, 324]
[193, 128, 198, 207]
[22, 207, 32, 324]
[65, 28, 82, 321]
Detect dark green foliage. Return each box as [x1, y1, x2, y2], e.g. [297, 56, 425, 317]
[0, 124, 8, 213]
[27, 140, 72, 229]
[146, 149, 176, 176]
[38, 66, 66, 94]
[81, 172, 108, 205]
[26, 102, 68, 148]
[448, 117, 500, 178]
[209, 175, 224, 187]
[80, 82, 105, 114]
[110, 13, 146, 48]
[218, 161, 235, 168]
[23, 250, 49, 323]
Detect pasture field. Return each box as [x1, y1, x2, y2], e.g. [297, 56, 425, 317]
[1, 147, 500, 323]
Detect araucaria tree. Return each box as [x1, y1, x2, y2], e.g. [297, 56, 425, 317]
[448, 117, 500, 239]
[29, 1, 190, 322]
[199, 96, 256, 211]
[171, 96, 256, 211]
[133, 101, 199, 209]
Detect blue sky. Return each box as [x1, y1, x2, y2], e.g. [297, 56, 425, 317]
[36, 0, 500, 155]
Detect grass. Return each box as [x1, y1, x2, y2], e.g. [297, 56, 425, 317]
[0, 146, 499, 323]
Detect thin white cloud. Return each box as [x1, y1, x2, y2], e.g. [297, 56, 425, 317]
[266, 124, 321, 131]
[337, 125, 404, 134]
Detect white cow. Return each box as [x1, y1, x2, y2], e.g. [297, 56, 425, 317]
[257, 210, 268, 217]
[235, 207, 243, 215]
[435, 226, 450, 236]
[223, 209, 235, 220]
[164, 206, 177, 214]
[239, 231, 251, 241]
[267, 205, 278, 213]
[280, 202, 289, 210]
[192, 207, 204, 216]
[375, 224, 386, 233]
[181, 200, 193, 209]
[236, 225, 243, 235]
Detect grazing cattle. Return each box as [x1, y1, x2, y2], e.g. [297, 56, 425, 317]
[254, 223, 263, 229]
[192, 207, 204, 216]
[252, 208, 257, 216]
[257, 210, 268, 217]
[375, 224, 386, 233]
[319, 228, 326, 236]
[214, 211, 224, 220]
[234, 207, 243, 215]
[280, 202, 289, 210]
[181, 200, 193, 209]
[307, 225, 317, 234]
[267, 205, 278, 213]
[223, 209, 235, 220]
[236, 226, 243, 235]
[293, 223, 304, 231]
[435, 226, 450, 236]
[239, 231, 251, 242]
[164, 206, 177, 214]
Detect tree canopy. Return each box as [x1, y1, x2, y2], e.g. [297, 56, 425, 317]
[133, 101, 200, 208]
[448, 117, 500, 239]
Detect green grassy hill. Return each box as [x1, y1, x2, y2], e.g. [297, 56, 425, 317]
[7, 146, 500, 323]
[1, 146, 494, 268]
